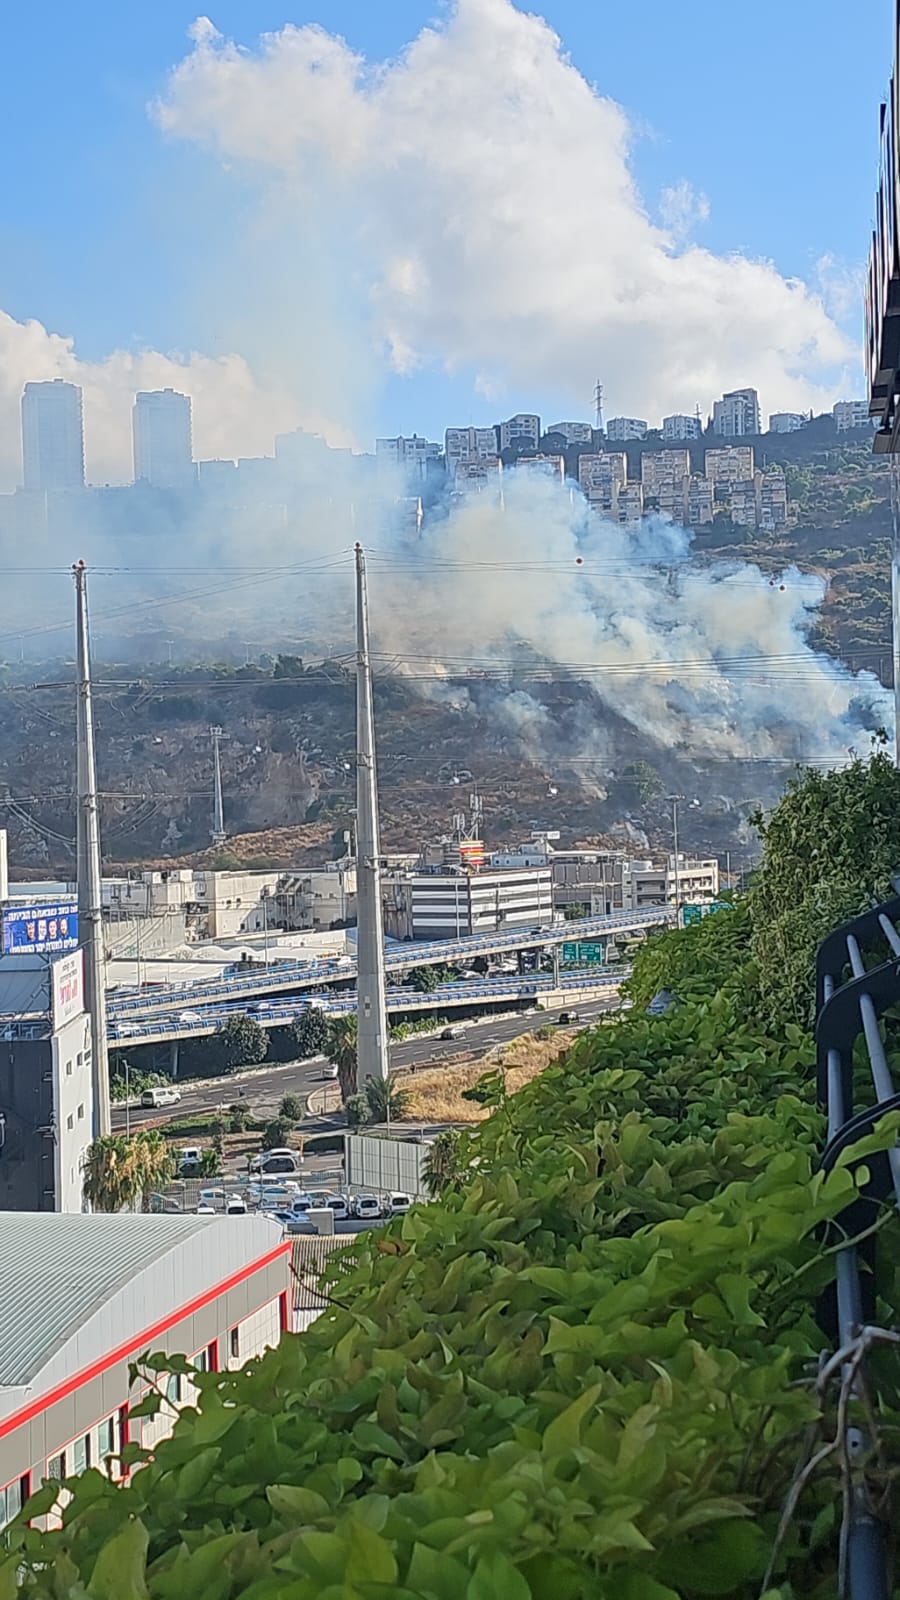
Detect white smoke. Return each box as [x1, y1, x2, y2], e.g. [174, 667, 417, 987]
[369, 475, 892, 764]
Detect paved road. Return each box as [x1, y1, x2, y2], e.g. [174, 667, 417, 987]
[111, 995, 624, 1134]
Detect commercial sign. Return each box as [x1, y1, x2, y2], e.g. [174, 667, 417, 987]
[51, 948, 85, 1030]
[2, 902, 78, 956]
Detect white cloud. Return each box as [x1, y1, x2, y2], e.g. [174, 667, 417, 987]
[0, 309, 355, 491]
[154, 0, 857, 423]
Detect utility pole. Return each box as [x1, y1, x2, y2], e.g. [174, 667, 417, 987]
[210, 726, 225, 845]
[73, 561, 110, 1138]
[354, 544, 390, 1085]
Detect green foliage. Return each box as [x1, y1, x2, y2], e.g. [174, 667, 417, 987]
[260, 1118, 293, 1151]
[278, 1093, 304, 1123]
[15, 976, 889, 1597]
[750, 748, 900, 1028]
[82, 1132, 175, 1214]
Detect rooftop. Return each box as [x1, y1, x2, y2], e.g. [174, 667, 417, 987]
[0, 1212, 218, 1389]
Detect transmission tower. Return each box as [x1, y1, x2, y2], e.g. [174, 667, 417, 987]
[354, 544, 390, 1084]
[73, 561, 110, 1138]
[210, 726, 226, 845]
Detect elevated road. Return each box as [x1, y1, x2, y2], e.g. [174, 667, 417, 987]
[107, 908, 669, 1018]
[108, 968, 628, 1048]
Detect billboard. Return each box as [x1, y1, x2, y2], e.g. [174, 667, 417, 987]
[2, 902, 79, 956]
[51, 948, 85, 1030]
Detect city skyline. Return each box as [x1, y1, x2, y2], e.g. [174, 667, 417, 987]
[0, 1, 890, 493]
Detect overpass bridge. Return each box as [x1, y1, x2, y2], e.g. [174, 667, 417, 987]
[108, 969, 628, 1050]
[107, 908, 669, 1020]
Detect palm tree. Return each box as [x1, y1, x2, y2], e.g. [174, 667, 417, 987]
[326, 1015, 359, 1102]
[364, 1073, 410, 1124]
[82, 1132, 175, 1214]
[422, 1129, 463, 1197]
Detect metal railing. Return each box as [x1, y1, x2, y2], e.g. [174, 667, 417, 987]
[815, 881, 900, 1600]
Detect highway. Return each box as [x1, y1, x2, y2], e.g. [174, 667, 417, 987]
[107, 908, 669, 1018]
[107, 968, 627, 1046]
[111, 993, 625, 1134]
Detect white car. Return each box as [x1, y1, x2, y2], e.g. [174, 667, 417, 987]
[352, 1194, 382, 1220]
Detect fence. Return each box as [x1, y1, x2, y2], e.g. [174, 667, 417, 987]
[815, 881, 900, 1600]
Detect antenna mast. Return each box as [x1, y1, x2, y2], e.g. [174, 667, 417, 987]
[210, 726, 225, 845]
[73, 561, 110, 1139]
[354, 544, 390, 1084]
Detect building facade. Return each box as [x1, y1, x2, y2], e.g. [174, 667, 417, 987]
[711, 388, 761, 438]
[132, 389, 194, 489]
[498, 414, 541, 452]
[662, 414, 702, 441]
[768, 412, 807, 434]
[383, 866, 553, 941]
[0, 1213, 290, 1531]
[606, 417, 648, 442]
[21, 381, 85, 492]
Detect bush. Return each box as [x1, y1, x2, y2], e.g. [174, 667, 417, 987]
[260, 1118, 293, 1150]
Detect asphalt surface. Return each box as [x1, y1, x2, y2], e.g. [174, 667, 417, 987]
[111, 995, 624, 1134]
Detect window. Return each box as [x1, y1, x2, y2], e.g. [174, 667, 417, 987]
[70, 1435, 90, 1475]
[230, 1328, 240, 1361]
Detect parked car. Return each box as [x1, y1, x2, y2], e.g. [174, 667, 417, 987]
[352, 1194, 382, 1220]
[388, 1192, 411, 1216]
[140, 1086, 182, 1108]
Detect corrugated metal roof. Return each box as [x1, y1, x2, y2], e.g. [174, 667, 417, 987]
[0, 1212, 217, 1388]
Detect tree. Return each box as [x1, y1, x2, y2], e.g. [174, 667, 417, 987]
[82, 1132, 175, 1214]
[261, 1118, 294, 1150]
[279, 1093, 304, 1123]
[422, 1128, 463, 1196]
[207, 1014, 269, 1075]
[325, 1015, 358, 1101]
[363, 1073, 410, 1124]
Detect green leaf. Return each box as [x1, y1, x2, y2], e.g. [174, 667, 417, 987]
[467, 1550, 531, 1600]
[87, 1516, 149, 1600]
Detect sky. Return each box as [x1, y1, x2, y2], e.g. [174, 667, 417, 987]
[0, 0, 893, 485]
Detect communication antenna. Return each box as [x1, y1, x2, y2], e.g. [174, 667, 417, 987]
[73, 561, 110, 1139]
[354, 544, 390, 1084]
[210, 726, 225, 845]
[594, 380, 605, 432]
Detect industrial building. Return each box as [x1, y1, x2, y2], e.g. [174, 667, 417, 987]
[0, 1212, 290, 1528]
[382, 864, 553, 942]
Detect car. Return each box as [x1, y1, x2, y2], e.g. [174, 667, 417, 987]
[388, 1192, 411, 1216]
[439, 1027, 461, 1041]
[140, 1086, 182, 1108]
[352, 1194, 382, 1220]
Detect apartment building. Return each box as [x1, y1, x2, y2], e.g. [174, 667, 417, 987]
[444, 426, 498, 475]
[768, 412, 807, 434]
[712, 388, 761, 438]
[662, 413, 702, 441]
[833, 399, 876, 432]
[498, 414, 541, 452]
[546, 421, 594, 443]
[606, 417, 648, 442]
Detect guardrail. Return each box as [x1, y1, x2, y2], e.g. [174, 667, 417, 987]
[815, 881, 900, 1600]
[107, 908, 669, 1015]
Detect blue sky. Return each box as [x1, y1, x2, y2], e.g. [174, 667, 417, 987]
[0, 1, 893, 462]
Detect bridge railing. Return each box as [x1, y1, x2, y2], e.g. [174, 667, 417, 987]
[815, 880, 900, 1600]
